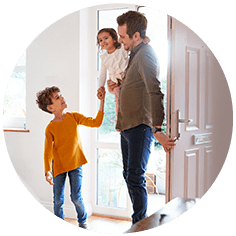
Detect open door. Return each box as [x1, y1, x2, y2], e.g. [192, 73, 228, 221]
[167, 17, 233, 201]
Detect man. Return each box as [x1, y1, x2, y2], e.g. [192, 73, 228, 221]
[98, 11, 176, 224]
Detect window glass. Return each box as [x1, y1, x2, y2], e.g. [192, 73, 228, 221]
[97, 148, 127, 208]
[3, 52, 26, 128]
[97, 81, 120, 143]
[96, 8, 129, 210]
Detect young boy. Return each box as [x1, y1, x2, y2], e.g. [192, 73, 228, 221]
[36, 86, 105, 229]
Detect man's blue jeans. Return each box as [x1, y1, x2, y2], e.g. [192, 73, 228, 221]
[121, 124, 154, 224]
[53, 166, 87, 223]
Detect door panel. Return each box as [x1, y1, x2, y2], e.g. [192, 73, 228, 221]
[168, 17, 232, 200]
[186, 47, 200, 131]
[184, 148, 199, 198]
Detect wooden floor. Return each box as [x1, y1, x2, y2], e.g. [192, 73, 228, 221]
[65, 194, 165, 234]
[65, 215, 132, 234]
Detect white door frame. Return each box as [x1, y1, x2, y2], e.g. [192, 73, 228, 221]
[166, 15, 173, 203]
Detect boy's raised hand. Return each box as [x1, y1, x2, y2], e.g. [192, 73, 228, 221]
[46, 172, 54, 185]
[97, 86, 105, 100]
[99, 87, 105, 112]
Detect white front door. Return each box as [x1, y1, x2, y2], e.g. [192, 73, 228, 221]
[167, 17, 233, 200]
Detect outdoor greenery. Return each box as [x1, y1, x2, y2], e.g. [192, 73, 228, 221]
[99, 85, 117, 134]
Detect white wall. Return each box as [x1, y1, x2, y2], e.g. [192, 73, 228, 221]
[4, 8, 94, 218]
[4, 3, 232, 223]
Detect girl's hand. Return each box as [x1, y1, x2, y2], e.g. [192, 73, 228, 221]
[46, 172, 54, 185]
[143, 36, 150, 44]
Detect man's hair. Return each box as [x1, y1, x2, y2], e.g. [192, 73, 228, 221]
[36, 86, 60, 114]
[117, 11, 147, 39]
[97, 28, 121, 50]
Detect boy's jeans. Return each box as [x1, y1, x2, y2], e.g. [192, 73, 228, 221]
[121, 124, 154, 224]
[53, 166, 87, 223]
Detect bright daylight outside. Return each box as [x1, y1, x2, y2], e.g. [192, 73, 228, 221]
[96, 7, 168, 214]
[3, 51, 26, 129]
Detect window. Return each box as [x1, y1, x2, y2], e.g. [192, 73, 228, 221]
[92, 4, 135, 218]
[3, 51, 26, 129]
[95, 7, 132, 216]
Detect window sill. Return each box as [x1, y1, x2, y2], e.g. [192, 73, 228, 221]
[3, 129, 30, 133]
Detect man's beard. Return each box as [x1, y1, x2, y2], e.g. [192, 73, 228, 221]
[124, 41, 135, 51]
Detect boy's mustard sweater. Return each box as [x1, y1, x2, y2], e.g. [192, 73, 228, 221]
[44, 110, 104, 177]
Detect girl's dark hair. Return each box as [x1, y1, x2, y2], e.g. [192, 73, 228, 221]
[36, 86, 60, 114]
[97, 28, 121, 50]
[117, 11, 147, 39]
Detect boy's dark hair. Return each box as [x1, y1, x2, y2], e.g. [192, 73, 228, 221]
[36, 86, 60, 114]
[117, 11, 147, 39]
[97, 28, 121, 50]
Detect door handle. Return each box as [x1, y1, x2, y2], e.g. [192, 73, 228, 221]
[178, 118, 193, 123]
[177, 109, 193, 140]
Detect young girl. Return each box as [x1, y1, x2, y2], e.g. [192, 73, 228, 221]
[97, 28, 127, 116]
[97, 28, 150, 116]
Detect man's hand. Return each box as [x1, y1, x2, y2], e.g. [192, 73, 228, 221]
[46, 172, 54, 185]
[153, 132, 177, 153]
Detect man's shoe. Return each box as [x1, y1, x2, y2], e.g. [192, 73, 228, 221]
[79, 222, 88, 229]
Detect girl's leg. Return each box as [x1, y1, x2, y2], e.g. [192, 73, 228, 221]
[53, 172, 67, 220]
[113, 86, 120, 116]
[68, 167, 87, 224]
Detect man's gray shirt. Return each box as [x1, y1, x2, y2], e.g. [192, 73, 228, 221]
[116, 42, 164, 131]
